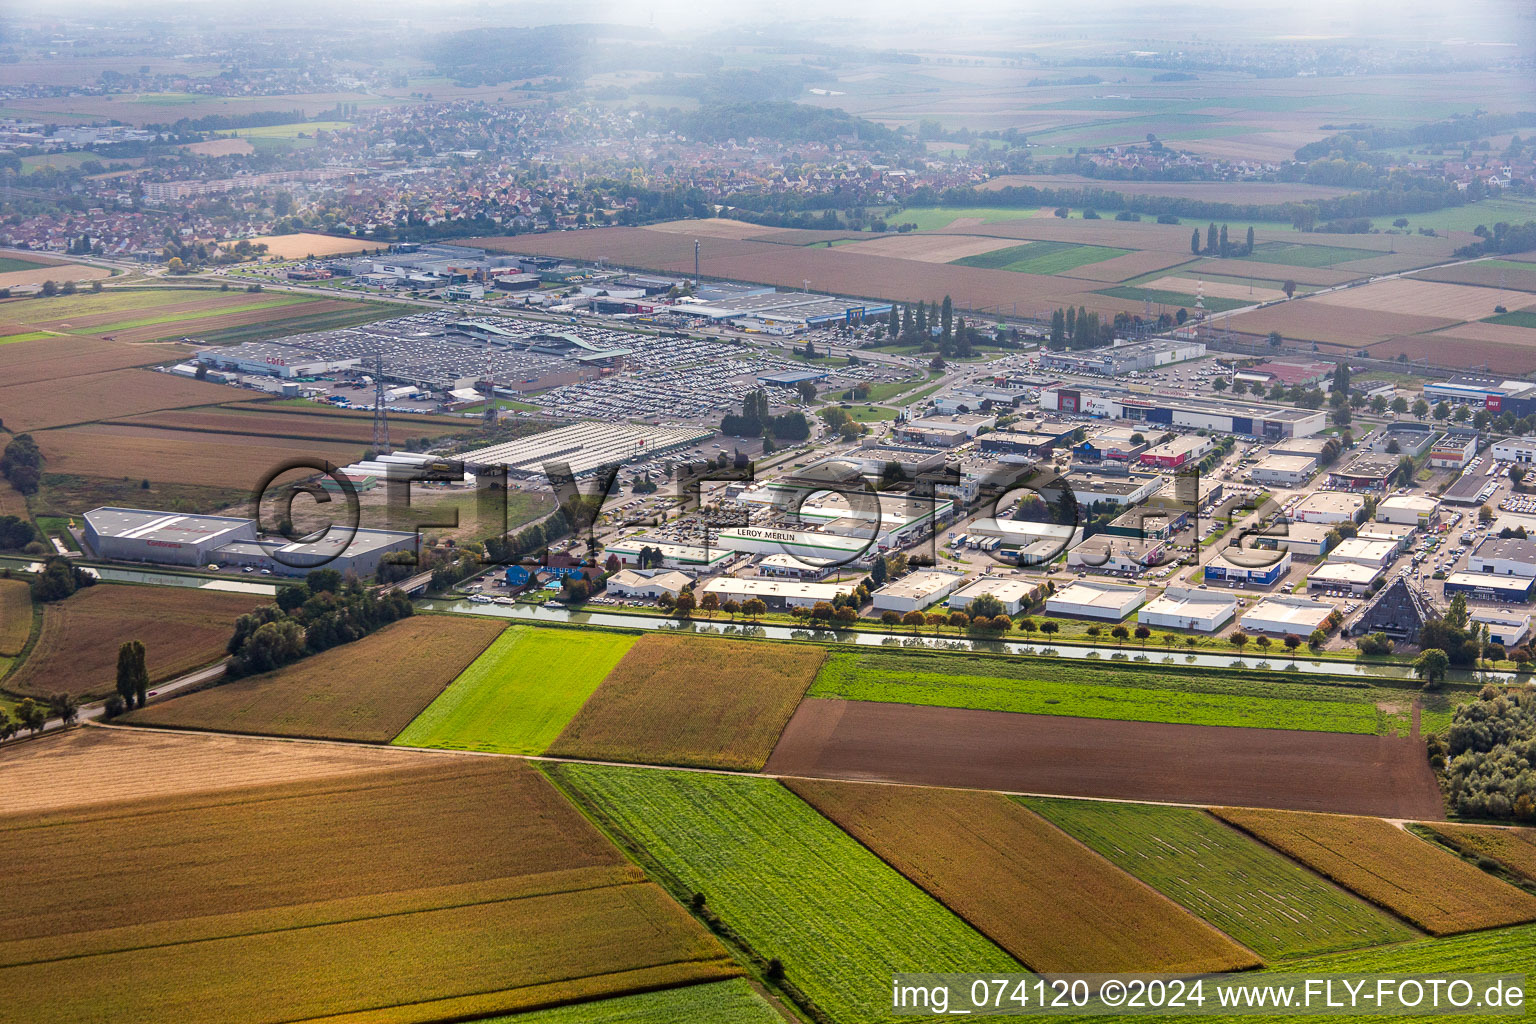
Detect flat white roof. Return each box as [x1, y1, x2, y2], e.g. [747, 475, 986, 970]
[607, 538, 733, 563]
[1309, 561, 1382, 582]
[699, 577, 851, 600]
[1242, 597, 1334, 629]
[874, 569, 966, 601]
[1253, 455, 1317, 472]
[1049, 580, 1147, 610]
[1446, 571, 1533, 593]
[1141, 587, 1237, 616]
[1379, 495, 1439, 512]
[1296, 492, 1366, 513]
[948, 576, 1040, 604]
[1332, 538, 1398, 560]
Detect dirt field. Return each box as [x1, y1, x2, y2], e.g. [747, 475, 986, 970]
[1213, 808, 1536, 935]
[647, 218, 787, 240]
[834, 233, 1022, 263]
[0, 579, 30, 657]
[786, 779, 1259, 974]
[1306, 278, 1533, 321]
[975, 175, 1354, 204]
[1059, 250, 1194, 283]
[33, 422, 366, 488]
[1223, 303, 1456, 347]
[1153, 275, 1285, 302]
[765, 700, 1446, 819]
[126, 615, 506, 742]
[0, 264, 112, 289]
[111, 404, 464, 444]
[0, 726, 435, 815]
[181, 138, 255, 157]
[1185, 259, 1359, 287]
[1416, 262, 1536, 292]
[1370, 334, 1535, 373]
[241, 232, 379, 259]
[0, 368, 256, 431]
[6, 584, 265, 699]
[0, 757, 736, 1024]
[548, 635, 825, 770]
[1426, 322, 1536, 347]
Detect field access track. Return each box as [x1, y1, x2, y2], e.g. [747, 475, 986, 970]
[765, 699, 1446, 819]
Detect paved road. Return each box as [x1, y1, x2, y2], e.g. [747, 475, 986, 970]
[36, 659, 229, 735]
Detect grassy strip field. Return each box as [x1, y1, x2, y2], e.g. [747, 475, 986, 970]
[0, 759, 737, 1024]
[788, 780, 1258, 974]
[552, 764, 1019, 1024]
[395, 626, 635, 755]
[0, 331, 54, 344]
[84, 295, 311, 332]
[0, 256, 53, 273]
[125, 615, 505, 742]
[953, 241, 1131, 275]
[0, 579, 30, 657]
[197, 300, 401, 345]
[1245, 242, 1383, 267]
[1024, 798, 1416, 959]
[482, 980, 783, 1024]
[808, 650, 1431, 736]
[1212, 808, 1536, 936]
[5, 584, 264, 699]
[548, 635, 825, 770]
[1416, 823, 1536, 884]
[1485, 310, 1536, 329]
[1097, 284, 1250, 312]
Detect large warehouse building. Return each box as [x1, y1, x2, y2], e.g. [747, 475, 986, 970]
[83, 507, 415, 577]
[1138, 587, 1237, 633]
[1039, 385, 1325, 439]
[459, 421, 714, 480]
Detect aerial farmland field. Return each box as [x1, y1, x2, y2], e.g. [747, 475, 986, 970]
[1024, 798, 1416, 959]
[786, 779, 1258, 974]
[126, 614, 505, 742]
[807, 649, 1439, 735]
[547, 634, 825, 770]
[1212, 808, 1536, 935]
[0, 335, 187, 387]
[0, 368, 259, 431]
[0, 579, 30, 658]
[0, 758, 737, 1024]
[952, 241, 1133, 275]
[394, 626, 636, 755]
[1416, 823, 1536, 885]
[552, 764, 1019, 1024]
[487, 980, 784, 1024]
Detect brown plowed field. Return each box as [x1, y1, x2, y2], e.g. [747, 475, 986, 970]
[0, 727, 436, 816]
[1369, 334, 1536, 374]
[1416, 263, 1536, 292]
[765, 699, 1446, 819]
[646, 217, 786, 239]
[0, 264, 111, 289]
[834, 233, 1022, 263]
[1429, 322, 1536, 346]
[1059, 250, 1194, 282]
[110, 404, 465, 443]
[1187, 259, 1358, 287]
[0, 368, 257, 431]
[33, 422, 366, 487]
[1222, 303, 1455, 346]
[0, 337, 187, 387]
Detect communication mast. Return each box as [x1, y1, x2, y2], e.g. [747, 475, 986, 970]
[694, 239, 700, 284]
[371, 350, 390, 454]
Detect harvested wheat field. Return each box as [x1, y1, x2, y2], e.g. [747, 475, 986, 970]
[1428, 321, 1536, 347]
[0, 726, 435, 816]
[1417, 262, 1536, 292]
[181, 137, 254, 157]
[241, 232, 379, 258]
[33, 422, 365, 488]
[0, 368, 256, 431]
[647, 218, 787, 239]
[1185, 259, 1358, 287]
[0, 336, 186, 387]
[1306, 278, 1532, 321]
[548, 634, 824, 770]
[0, 757, 737, 1024]
[835, 233, 1022, 263]
[1417, 822, 1536, 884]
[1212, 807, 1536, 936]
[126, 615, 505, 742]
[1152, 275, 1285, 302]
[6, 584, 265, 699]
[111, 404, 464, 444]
[0, 263, 111, 290]
[0, 579, 31, 657]
[1058, 249, 1194, 283]
[786, 779, 1260, 974]
[765, 700, 1446, 819]
[1223, 303, 1455, 347]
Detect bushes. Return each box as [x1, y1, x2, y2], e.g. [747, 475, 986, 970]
[226, 578, 414, 678]
[1435, 686, 1536, 821]
[0, 433, 42, 495]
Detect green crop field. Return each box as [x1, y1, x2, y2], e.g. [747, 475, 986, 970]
[0, 255, 54, 273]
[483, 980, 783, 1024]
[953, 241, 1132, 275]
[809, 650, 1442, 736]
[1245, 242, 1385, 267]
[1024, 799, 1416, 959]
[551, 765, 1019, 1024]
[1371, 198, 1536, 234]
[1096, 285, 1250, 312]
[394, 626, 635, 755]
[891, 206, 1049, 230]
[1485, 310, 1536, 329]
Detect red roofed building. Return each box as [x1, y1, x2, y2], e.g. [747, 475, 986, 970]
[1235, 360, 1336, 389]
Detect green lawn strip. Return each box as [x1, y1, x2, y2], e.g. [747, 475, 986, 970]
[1095, 285, 1250, 312]
[1023, 798, 1416, 960]
[550, 765, 1020, 1024]
[0, 256, 54, 273]
[861, 375, 929, 403]
[808, 649, 1427, 735]
[0, 331, 57, 344]
[954, 241, 1131, 275]
[1484, 311, 1536, 329]
[82, 295, 313, 333]
[196, 304, 400, 345]
[477, 980, 783, 1024]
[392, 626, 635, 754]
[1243, 242, 1383, 268]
